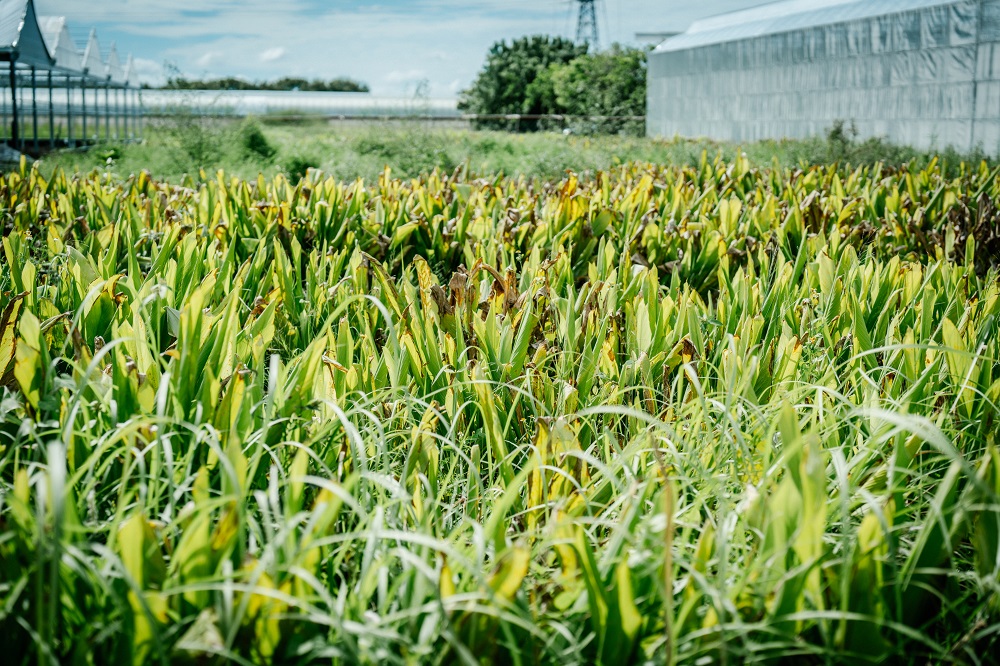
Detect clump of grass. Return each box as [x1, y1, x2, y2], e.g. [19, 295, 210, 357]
[282, 154, 319, 183]
[352, 124, 458, 177]
[237, 117, 277, 163]
[1, 156, 999, 664]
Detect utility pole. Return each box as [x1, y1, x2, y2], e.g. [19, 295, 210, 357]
[575, 0, 599, 49]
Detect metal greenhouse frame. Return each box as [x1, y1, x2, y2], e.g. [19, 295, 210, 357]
[1, 0, 142, 158]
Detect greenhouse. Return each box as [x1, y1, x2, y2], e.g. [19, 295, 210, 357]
[1, 0, 141, 157]
[647, 0, 1000, 153]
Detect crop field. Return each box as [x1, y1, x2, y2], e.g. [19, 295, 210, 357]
[1, 155, 1000, 664]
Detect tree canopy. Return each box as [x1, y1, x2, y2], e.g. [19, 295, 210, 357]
[458, 36, 587, 131]
[161, 77, 370, 93]
[552, 45, 647, 134]
[460, 36, 647, 134]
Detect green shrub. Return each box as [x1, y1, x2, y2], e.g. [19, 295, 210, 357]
[283, 154, 318, 182]
[237, 118, 277, 162]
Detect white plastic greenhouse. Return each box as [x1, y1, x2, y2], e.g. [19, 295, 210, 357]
[1, 0, 141, 157]
[647, 0, 1000, 152]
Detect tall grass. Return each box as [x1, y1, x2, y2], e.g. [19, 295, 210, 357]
[1, 154, 999, 664]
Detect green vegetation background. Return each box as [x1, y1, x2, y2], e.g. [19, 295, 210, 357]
[157, 76, 371, 93]
[38, 117, 991, 185]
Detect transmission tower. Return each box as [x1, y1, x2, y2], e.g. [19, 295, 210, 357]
[575, 0, 599, 49]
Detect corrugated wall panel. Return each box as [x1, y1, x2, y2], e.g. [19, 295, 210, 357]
[648, 0, 1000, 152]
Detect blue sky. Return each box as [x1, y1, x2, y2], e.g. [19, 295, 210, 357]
[39, 0, 757, 96]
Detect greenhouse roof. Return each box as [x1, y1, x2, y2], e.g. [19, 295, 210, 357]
[0, 0, 53, 66]
[655, 0, 959, 52]
[123, 54, 135, 85]
[81, 29, 104, 76]
[0, 1, 135, 83]
[39, 15, 82, 71]
[105, 42, 123, 82]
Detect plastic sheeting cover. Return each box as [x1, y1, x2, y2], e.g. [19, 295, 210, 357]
[655, 0, 960, 52]
[647, 0, 1000, 152]
[81, 29, 104, 76]
[0, 0, 29, 50]
[0, 0, 52, 66]
[39, 16, 82, 71]
[123, 54, 135, 86]
[105, 43, 124, 83]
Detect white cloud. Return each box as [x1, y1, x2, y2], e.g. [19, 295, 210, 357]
[196, 51, 220, 68]
[39, 1, 762, 95]
[384, 69, 427, 84]
[259, 47, 286, 63]
[131, 57, 165, 85]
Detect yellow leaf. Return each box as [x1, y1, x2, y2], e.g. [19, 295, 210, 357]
[0, 292, 25, 379]
[489, 546, 530, 602]
[440, 558, 457, 598]
[210, 503, 240, 553]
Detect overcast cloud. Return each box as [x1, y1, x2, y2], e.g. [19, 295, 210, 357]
[39, 0, 757, 96]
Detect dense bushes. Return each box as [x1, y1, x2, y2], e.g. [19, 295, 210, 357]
[458, 35, 586, 131]
[459, 36, 646, 134]
[551, 45, 647, 135]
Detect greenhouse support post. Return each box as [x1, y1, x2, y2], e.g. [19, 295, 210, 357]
[81, 80, 86, 143]
[104, 83, 110, 140]
[10, 60, 19, 151]
[48, 71, 54, 150]
[66, 74, 73, 147]
[31, 66, 38, 153]
[1, 79, 7, 143]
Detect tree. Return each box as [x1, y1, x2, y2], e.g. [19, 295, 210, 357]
[162, 77, 370, 93]
[552, 45, 647, 135]
[458, 35, 587, 131]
